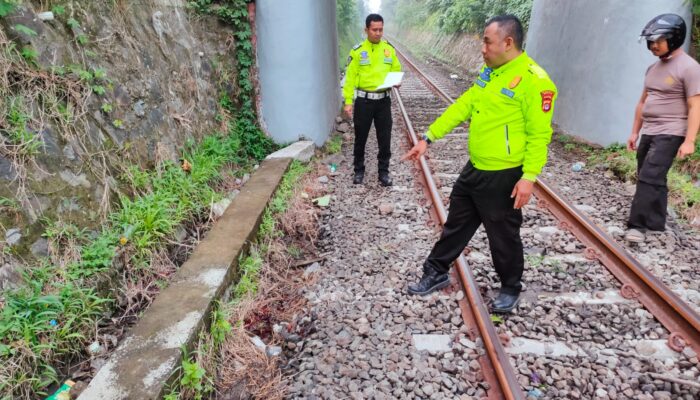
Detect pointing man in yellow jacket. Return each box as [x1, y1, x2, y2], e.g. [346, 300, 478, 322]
[343, 14, 402, 186]
[403, 15, 557, 313]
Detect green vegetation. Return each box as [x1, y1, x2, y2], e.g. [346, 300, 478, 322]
[525, 254, 544, 268]
[234, 161, 310, 299]
[165, 160, 310, 399]
[5, 97, 43, 156]
[337, 0, 362, 68]
[324, 133, 343, 154]
[0, 1, 279, 397]
[66, 18, 80, 30]
[0, 15, 111, 201]
[384, 0, 533, 34]
[0, 1, 18, 17]
[187, 0, 277, 160]
[588, 142, 700, 223]
[12, 24, 37, 37]
[0, 117, 269, 396]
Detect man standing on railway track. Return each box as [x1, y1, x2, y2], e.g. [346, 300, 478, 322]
[625, 14, 700, 243]
[343, 13, 402, 187]
[402, 15, 557, 313]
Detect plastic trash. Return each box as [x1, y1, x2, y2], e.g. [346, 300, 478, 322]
[37, 11, 54, 21]
[87, 341, 103, 355]
[251, 335, 266, 351]
[571, 161, 585, 172]
[329, 163, 337, 173]
[266, 345, 282, 357]
[46, 380, 74, 400]
[527, 388, 543, 398]
[312, 195, 331, 207]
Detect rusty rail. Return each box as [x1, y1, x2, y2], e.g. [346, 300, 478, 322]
[397, 50, 700, 356]
[392, 87, 525, 400]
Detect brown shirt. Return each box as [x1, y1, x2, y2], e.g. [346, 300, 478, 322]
[641, 51, 700, 137]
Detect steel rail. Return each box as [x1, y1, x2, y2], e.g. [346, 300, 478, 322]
[392, 87, 525, 400]
[396, 50, 700, 355]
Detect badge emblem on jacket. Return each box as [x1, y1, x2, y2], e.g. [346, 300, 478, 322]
[509, 76, 521, 89]
[360, 51, 370, 65]
[540, 91, 554, 112]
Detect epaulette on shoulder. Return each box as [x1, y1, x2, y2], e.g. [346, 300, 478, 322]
[384, 40, 395, 48]
[352, 42, 362, 51]
[528, 63, 549, 79]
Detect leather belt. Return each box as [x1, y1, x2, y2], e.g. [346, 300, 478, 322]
[356, 89, 390, 100]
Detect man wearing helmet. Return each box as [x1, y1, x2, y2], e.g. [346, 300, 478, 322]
[625, 14, 700, 243]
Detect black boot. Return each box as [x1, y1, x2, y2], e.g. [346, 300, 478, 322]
[378, 172, 392, 187]
[491, 292, 520, 313]
[407, 267, 449, 295]
[353, 171, 364, 185]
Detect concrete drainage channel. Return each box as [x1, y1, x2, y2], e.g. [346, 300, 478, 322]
[78, 141, 315, 400]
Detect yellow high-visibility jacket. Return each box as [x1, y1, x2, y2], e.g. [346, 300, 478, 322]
[343, 39, 402, 105]
[426, 52, 557, 182]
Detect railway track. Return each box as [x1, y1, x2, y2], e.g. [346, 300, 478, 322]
[393, 46, 700, 399]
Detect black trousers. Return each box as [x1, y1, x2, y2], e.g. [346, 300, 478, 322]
[424, 162, 524, 295]
[628, 134, 685, 231]
[352, 96, 392, 174]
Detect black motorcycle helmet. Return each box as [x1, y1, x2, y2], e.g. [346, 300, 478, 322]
[640, 14, 686, 58]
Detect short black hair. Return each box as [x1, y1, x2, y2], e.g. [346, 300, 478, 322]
[366, 13, 384, 28]
[486, 15, 524, 50]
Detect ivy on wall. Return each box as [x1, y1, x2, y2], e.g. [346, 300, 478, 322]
[189, 0, 276, 160]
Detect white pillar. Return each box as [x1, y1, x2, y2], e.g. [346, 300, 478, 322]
[527, 0, 692, 146]
[256, 0, 340, 146]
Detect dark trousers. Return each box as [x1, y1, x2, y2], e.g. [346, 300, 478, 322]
[628, 134, 685, 232]
[424, 162, 524, 295]
[352, 96, 392, 174]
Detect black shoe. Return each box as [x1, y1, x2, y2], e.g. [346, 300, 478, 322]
[378, 173, 392, 187]
[353, 172, 364, 185]
[407, 268, 449, 295]
[491, 292, 520, 313]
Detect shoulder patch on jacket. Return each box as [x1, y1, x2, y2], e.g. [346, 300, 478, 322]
[528, 64, 548, 79]
[352, 42, 363, 50]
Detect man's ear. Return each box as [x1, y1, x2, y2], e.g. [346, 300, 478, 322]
[504, 36, 515, 51]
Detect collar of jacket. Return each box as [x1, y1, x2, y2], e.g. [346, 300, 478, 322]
[363, 38, 383, 48]
[491, 51, 529, 77]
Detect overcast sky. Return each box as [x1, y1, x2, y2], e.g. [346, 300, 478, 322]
[366, 0, 381, 13]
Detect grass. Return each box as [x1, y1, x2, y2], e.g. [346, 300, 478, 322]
[234, 161, 310, 300]
[0, 123, 275, 398]
[588, 142, 700, 223]
[0, 1, 279, 396]
[165, 160, 312, 400]
[338, 27, 361, 72]
[525, 254, 544, 268]
[324, 133, 343, 154]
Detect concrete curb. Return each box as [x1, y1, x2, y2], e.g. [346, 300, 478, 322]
[265, 140, 315, 162]
[78, 157, 292, 400]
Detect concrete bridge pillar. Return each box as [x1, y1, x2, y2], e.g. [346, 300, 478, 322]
[255, 0, 340, 146]
[526, 0, 692, 146]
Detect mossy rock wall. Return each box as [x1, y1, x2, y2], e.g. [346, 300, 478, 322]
[0, 0, 237, 263]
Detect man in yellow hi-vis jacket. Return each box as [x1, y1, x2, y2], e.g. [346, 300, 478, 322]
[403, 15, 557, 313]
[343, 13, 402, 186]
